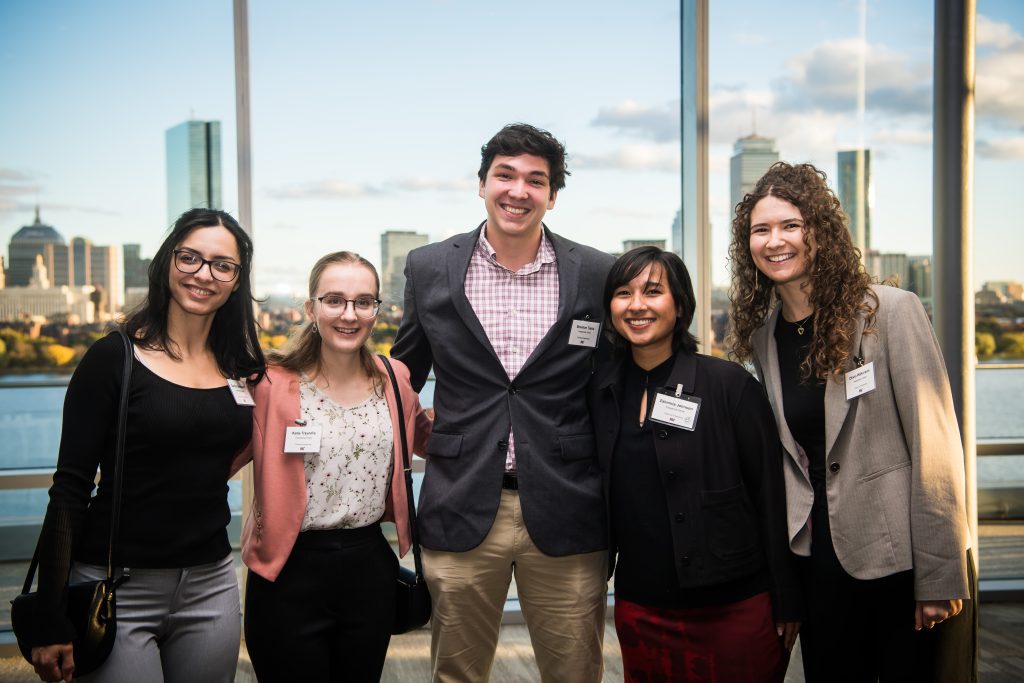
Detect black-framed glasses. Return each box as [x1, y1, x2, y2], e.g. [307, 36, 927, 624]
[173, 250, 241, 282]
[314, 295, 381, 319]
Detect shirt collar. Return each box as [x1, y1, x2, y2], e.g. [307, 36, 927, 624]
[476, 225, 557, 275]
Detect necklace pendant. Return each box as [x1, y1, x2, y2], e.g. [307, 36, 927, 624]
[797, 325, 805, 335]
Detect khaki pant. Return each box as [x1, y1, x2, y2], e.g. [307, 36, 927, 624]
[423, 489, 608, 683]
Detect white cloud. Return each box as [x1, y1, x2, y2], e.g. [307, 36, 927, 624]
[870, 129, 932, 146]
[591, 100, 681, 142]
[977, 27, 1024, 129]
[977, 137, 1024, 160]
[265, 180, 382, 199]
[573, 144, 680, 173]
[390, 177, 477, 192]
[977, 15, 1022, 50]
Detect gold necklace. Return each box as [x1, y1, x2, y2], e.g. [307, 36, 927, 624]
[795, 313, 813, 336]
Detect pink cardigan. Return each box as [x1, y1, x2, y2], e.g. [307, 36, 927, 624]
[231, 357, 431, 581]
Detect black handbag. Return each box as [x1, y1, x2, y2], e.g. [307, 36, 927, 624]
[10, 330, 133, 675]
[379, 354, 432, 634]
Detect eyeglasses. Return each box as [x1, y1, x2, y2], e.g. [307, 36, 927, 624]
[314, 295, 381, 319]
[173, 250, 241, 282]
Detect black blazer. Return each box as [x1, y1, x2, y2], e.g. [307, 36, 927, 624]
[588, 350, 802, 621]
[392, 223, 614, 556]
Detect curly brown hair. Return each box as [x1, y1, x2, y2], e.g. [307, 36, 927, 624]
[727, 162, 876, 381]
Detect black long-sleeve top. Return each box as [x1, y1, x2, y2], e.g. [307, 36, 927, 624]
[589, 351, 802, 621]
[33, 332, 252, 644]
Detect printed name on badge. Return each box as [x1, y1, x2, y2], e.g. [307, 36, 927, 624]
[568, 319, 602, 348]
[285, 426, 322, 454]
[226, 379, 255, 406]
[649, 392, 702, 431]
[845, 361, 876, 400]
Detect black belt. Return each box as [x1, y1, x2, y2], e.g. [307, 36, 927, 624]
[502, 473, 519, 490]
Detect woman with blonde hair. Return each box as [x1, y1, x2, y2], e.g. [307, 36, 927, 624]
[728, 161, 975, 682]
[232, 251, 430, 682]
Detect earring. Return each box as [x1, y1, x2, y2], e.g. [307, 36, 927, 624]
[312, 322, 319, 335]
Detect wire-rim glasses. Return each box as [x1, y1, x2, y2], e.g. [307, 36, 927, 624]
[313, 295, 381, 319]
[172, 250, 241, 282]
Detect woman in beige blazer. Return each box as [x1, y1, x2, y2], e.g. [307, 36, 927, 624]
[727, 162, 974, 682]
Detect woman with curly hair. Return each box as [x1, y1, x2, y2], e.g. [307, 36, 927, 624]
[728, 161, 975, 682]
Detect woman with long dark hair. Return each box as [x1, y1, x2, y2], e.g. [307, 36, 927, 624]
[589, 246, 800, 683]
[30, 208, 265, 683]
[728, 162, 974, 682]
[232, 251, 430, 682]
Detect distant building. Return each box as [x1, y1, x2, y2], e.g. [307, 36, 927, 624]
[43, 242, 72, 287]
[865, 250, 908, 289]
[0, 255, 5, 289]
[907, 255, 933, 304]
[123, 243, 151, 289]
[670, 209, 682, 259]
[380, 230, 428, 306]
[6, 207, 65, 287]
[0, 255, 96, 323]
[71, 237, 92, 287]
[622, 239, 666, 253]
[90, 244, 122, 318]
[983, 281, 1024, 302]
[166, 120, 222, 227]
[730, 134, 779, 214]
[837, 149, 873, 254]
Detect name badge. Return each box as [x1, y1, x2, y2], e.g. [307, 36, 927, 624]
[649, 389, 702, 431]
[568, 319, 601, 348]
[285, 426, 322, 454]
[226, 379, 254, 406]
[845, 361, 876, 400]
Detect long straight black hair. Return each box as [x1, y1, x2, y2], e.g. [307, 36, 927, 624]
[123, 208, 266, 382]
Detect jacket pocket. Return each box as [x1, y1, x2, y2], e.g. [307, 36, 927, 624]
[702, 484, 757, 561]
[426, 432, 464, 458]
[858, 459, 911, 483]
[559, 434, 597, 461]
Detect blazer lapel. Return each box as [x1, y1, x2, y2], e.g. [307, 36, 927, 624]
[447, 223, 502, 367]
[520, 229, 580, 372]
[754, 304, 809, 482]
[824, 309, 867, 456]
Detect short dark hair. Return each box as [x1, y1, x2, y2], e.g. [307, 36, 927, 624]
[478, 123, 569, 197]
[603, 246, 699, 355]
[123, 208, 266, 381]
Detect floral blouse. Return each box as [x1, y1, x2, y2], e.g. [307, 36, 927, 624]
[298, 378, 394, 531]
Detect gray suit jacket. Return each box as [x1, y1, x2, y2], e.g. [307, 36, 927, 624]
[751, 285, 970, 600]
[392, 223, 614, 555]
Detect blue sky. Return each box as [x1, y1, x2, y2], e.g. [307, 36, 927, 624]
[2, 0, 1021, 296]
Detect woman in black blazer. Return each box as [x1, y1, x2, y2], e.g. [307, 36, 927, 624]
[588, 247, 800, 683]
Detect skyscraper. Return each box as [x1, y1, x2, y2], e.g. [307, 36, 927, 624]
[380, 230, 429, 306]
[123, 243, 151, 289]
[730, 134, 779, 214]
[71, 236, 92, 287]
[837, 149, 873, 254]
[6, 207, 66, 287]
[90, 244, 123, 317]
[166, 120, 222, 227]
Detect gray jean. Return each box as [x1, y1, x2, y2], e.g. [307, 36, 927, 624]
[70, 554, 240, 683]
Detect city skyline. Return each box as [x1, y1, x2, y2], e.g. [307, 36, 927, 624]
[2, 1, 1022, 297]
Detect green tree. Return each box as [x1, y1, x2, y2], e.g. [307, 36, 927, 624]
[997, 332, 1024, 358]
[975, 332, 996, 359]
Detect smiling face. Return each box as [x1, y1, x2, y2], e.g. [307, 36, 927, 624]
[167, 224, 241, 319]
[305, 262, 378, 358]
[610, 263, 678, 364]
[478, 153, 557, 243]
[748, 194, 816, 291]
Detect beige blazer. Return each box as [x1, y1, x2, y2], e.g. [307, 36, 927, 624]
[751, 285, 970, 600]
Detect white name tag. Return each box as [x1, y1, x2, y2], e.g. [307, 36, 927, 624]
[649, 392, 701, 431]
[284, 426, 322, 453]
[845, 362, 876, 400]
[568, 320, 602, 348]
[226, 379, 255, 406]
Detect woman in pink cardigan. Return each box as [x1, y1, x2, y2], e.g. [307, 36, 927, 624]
[231, 251, 431, 682]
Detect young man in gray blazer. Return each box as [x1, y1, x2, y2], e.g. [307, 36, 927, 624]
[392, 123, 613, 682]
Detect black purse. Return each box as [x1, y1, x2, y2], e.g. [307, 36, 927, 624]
[10, 330, 133, 675]
[379, 354, 432, 634]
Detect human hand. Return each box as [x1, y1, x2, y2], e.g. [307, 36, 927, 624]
[426, 406, 435, 420]
[915, 599, 963, 631]
[776, 621, 800, 651]
[31, 643, 74, 683]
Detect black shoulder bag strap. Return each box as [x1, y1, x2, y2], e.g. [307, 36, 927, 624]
[20, 330, 133, 594]
[377, 354, 425, 582]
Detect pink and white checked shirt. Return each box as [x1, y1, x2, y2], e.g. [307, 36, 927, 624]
[465, 228, 559, 471]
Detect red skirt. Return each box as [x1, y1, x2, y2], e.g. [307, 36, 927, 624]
[614, 591, 788, 683]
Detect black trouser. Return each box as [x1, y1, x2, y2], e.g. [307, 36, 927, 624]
[799, 483, 977, 683]
[244, 524, 398, 683]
